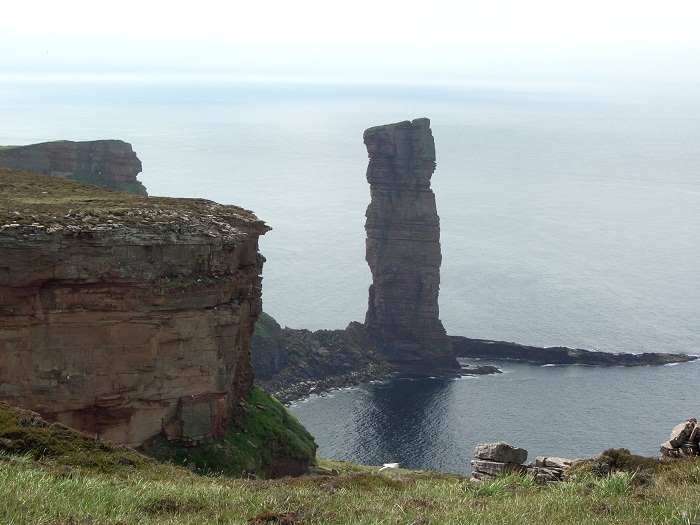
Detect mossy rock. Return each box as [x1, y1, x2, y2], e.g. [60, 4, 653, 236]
[0, 402, 154, 473]
[143, 387, 317, 478]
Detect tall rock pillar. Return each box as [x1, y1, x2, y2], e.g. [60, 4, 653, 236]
[363, 118, 459, 373]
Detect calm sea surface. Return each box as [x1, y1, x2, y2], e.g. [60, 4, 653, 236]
[2, 78, 699, 473]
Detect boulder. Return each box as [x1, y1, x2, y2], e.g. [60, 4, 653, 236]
[474, 442, 528, 464]
[669, 419, 697, 447]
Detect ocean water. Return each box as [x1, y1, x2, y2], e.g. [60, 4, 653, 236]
[2, 77, 699, 472]
[290, 359, 700, 474]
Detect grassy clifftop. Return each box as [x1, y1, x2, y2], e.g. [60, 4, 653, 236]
[3, 401, 700, 524]
[0, 168, 266, 233]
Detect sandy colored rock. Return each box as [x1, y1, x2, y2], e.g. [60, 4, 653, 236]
[474, 442, 528, 464]
[536, 456, 573, 469]
[471, 459, 527, 477]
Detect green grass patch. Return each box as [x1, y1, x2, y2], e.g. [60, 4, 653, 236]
[252, 311, 281, 341]
[3, 445, 700, 524]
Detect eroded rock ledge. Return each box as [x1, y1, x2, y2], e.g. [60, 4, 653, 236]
[0, 169, 269, 447]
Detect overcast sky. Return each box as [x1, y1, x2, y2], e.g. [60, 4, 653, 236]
[2, 0, 699, 84]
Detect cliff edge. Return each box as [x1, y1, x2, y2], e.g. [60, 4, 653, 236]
[0, 140, 147, 195]
[0, 168, 269, 447]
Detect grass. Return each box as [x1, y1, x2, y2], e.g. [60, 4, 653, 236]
[3, 452, 700, 524]
[253, 311, 282, 342]
[0, 168, 267, 230]
[3, 404, 700, 524]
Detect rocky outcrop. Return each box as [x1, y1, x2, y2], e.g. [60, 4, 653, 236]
[0, 140, 147, 195]
[451, 337, 697, 366]
[471, 442, 528, 481]
[471, 442, 574, 484]
[363, 118, 459, 373]
[0, 169, 269, 447]
[660, 419, 700, 458]
[253, 321, 395, 404]
[250, 314, 504, 404]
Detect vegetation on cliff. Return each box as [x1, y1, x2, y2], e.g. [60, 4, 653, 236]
[3, 400, 700, 523]
[142, 387, 317, 478]
[0, 168, 266, 232]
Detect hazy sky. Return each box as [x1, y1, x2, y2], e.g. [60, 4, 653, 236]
[2, 0, 699, 83]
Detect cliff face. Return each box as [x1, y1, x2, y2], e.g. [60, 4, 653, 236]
[363, 118, 459, 372]
[0, 140, 147, 195]
[0, 169, 268, 447]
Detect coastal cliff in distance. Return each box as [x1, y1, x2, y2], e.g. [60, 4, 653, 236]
[363, 118, 459, 373]
[0, 140, 147, 195]
[0, 168, 268, 447]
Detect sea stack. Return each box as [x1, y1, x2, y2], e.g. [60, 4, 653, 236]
[363, 118, 459, 373]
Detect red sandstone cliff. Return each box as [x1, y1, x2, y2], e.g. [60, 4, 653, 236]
[0, 169, 268, 446]
[0, 140, 147, 195]
[363, 118, 459, 372]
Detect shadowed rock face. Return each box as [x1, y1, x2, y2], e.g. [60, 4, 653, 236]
[0, 140, 147, 195]
[363, 118, 459, 372]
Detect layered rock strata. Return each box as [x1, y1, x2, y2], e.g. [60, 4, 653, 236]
[660, 419, 700, 458]
[471, 442, 574, 484]
[471, 442, 528, 481]
[0, 169, 269, 447]
[363, 118, 459, 372]
[0, 140, 147, 195]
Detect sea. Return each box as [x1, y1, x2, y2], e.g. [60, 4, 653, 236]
[2, 75, 699, 475]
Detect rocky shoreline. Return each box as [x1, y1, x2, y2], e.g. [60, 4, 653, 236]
[451, 336, 698, 366]
[251, 314, 696, 404]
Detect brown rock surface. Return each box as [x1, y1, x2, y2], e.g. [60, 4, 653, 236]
[0, 140, 147, 195]
[0, 169, 269, 446]
[363, 118, 458, 372]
